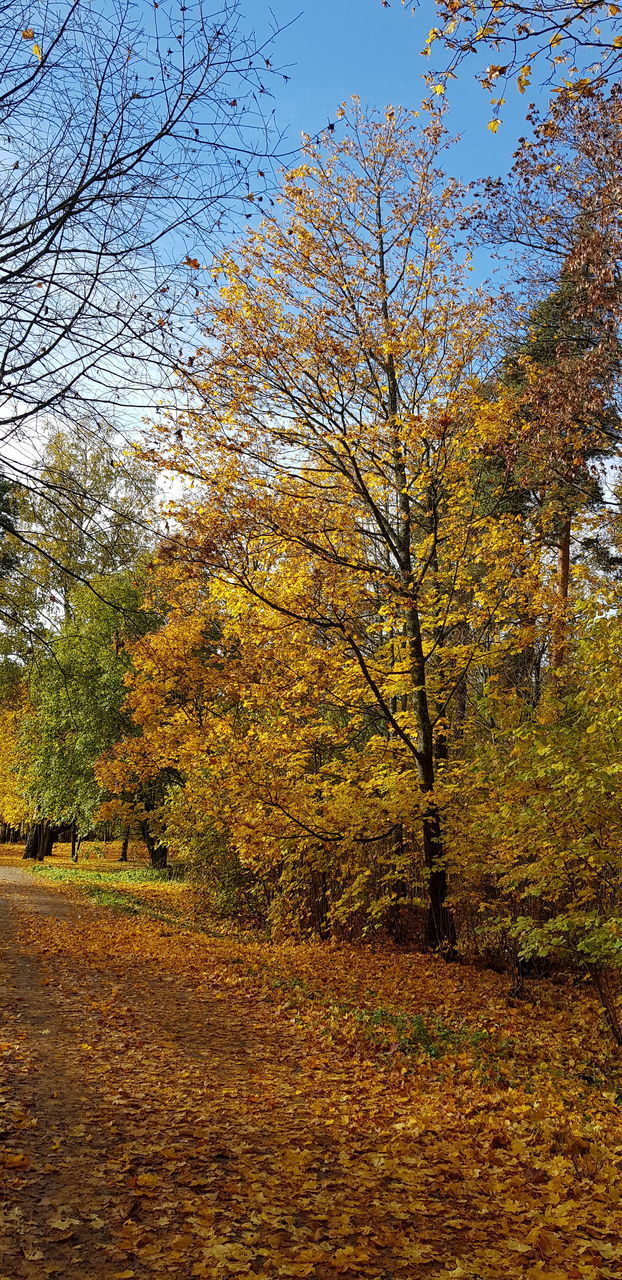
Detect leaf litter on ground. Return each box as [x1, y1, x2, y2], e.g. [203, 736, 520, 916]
[1, 852, 622, 1278]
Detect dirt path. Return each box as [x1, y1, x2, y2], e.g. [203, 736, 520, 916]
[0, 866, 112, 1276]
[0, 865, 451, 1279]
[2, 864, 622, 1280]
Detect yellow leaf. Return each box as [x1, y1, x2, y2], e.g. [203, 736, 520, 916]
[487, 119, 501, 133]
[1, 1152, 31, 1168]
[32, 43, 42, 60]
[517, 64, 532, 92]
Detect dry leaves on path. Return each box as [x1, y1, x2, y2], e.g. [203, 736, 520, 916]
[1, 864, 622, 1278]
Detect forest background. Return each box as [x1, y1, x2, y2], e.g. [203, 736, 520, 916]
[2, 0, 622, 1044]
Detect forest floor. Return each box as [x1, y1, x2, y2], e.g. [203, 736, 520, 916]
[2, 850, 622, 1279]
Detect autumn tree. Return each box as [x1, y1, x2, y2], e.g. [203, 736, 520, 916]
[446, 575, 622, 1039]
[481, 89, 622, 320]
[0, 667, 31, 841]
[143, 104, 543, 949]
[397, 0, 622, 113]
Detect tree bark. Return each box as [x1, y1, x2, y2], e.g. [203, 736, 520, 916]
[552, 516, 571, 680]
[141, 820, 168, 870]
[23, 822, 42, 860]
[41, 822, 57, 860]
[407, 604, 456, 953]
[24, 820, 58, 860]
[376, 193, 455, 954]
[119, 825, 130, 862]
[422, 804, 455, 953]
[311, 868, 330, 939]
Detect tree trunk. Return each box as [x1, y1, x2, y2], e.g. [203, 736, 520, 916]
[552, 516, 571, 680]
[311, 868, 330, 939]
[23, 821, 43, 860]
[70, 821, 78, 862]
[375, 190, 455, 955]
[24, 820, 58, 860]
[408, 606, 456, 955]
[588, 964, 622, 1046]
[41, 822, 57, 860]
[141, 820, 168, 870]
[119, 825, 130, 862]
[422, 804, 455, 953]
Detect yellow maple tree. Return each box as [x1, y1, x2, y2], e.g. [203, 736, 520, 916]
[128, 104, 547, 948]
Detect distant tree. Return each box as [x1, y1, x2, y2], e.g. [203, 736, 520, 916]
[22, 572, 159, 859]
[0, 421, 156, 662]
[480, 89, 622, 307]
[499, 266, 621, 676]
[20, 423, 155, 615]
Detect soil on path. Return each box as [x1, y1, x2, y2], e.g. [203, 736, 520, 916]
[2, 861, 622, 1280]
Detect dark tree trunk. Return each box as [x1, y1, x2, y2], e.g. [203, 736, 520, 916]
[552, 515, 571, 681]
[70, 821, 78, 863]
[119, 825, 130, 862]
[411, 628, 456, 956]
[311, 868, 330, 939]
[41, 822, 57, 859]
[422, 805, 456, 954]
[385, 824, 414, 945]
[23, 820, 59, 861]
[424, 728, 456, 954]
[141, 820, 168, 869]
[24, 821, 44, 860]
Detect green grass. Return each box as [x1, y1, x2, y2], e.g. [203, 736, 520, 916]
[86, 886, 180, 922]
[29, 861, 187, 924]
[30, 863, 173, 886]
[344, 1003, 484, 1058]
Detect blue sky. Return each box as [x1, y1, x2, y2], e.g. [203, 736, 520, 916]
[261, 0, 546, 184]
